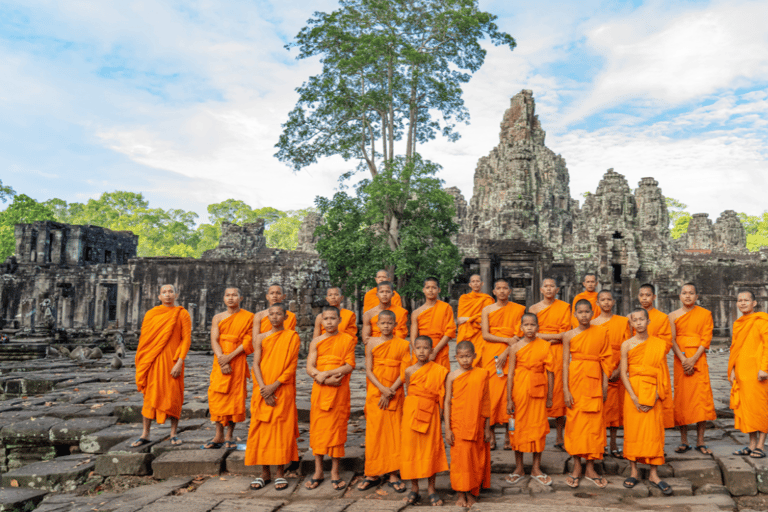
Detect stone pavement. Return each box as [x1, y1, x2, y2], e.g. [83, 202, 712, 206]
[1, 347, 765, 512]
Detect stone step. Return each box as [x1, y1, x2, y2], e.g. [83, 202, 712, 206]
[0, 487, 49, 512]
[152, 448, 229, 479]
[0, 454, 95, 492]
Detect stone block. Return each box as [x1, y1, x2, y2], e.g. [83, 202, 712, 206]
[344, 501, 409, 512]
[634, 493, 736, 510]
[744, 453, 768, 493]
[179, 401, 209, 420]
[647, 477, 693, 496]
[0, 488, 49, 512]
[3, 445, 56, 471]
[151, 448, 228, 479]
[49, 417, 117, 444]
[0, 454, 95, 492]
[95, 452, 154, 476]
[210, 499, 285, 512]
[79, 425, 143, 454]
[0, 417, 62, 443]
[695, 483, 730, 495]
[223, 450, 258, 475]
[43, 405, 91, 419]
[113, 403, 144, 423]
[139, 496, 222, 512]
[103, 477, 193, 512]
[668, 458, 723, 488]
[299, 446, 364, 475]
[716, 456, 757, 496]
[279, 500, 355, 512]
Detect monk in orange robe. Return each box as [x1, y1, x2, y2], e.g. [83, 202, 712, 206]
[571, 273, 601, 327]
[254, 285, 297, 335]
[729, 290, 768, 458]
[313, 287, 358, 338]
[669, 283, 715, 455]
[445, 340, 491, 507]
[411, 277, 456, 370]
[482, 278, 525, 450]
[133, 284, 191, 447]
[506, 313, 554, 487]
[363, 269, 403, 312]
[362, 281, 408, 343]
[530, 277, 571, 450]
[205, 287, 254, 449]
[621, 308, 672, 495]
[456, 274, 494, 366]
[305, 305, 357, 490]
[637, 283, 674, 429]
[245, 303, 300, 491]
[591, 290, 631, 457]
[563, 299, 612, 489]
[401, 336, 449, 506]
[356, 310, 410, 492]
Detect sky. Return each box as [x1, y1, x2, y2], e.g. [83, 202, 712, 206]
[1, 0, 767, 222]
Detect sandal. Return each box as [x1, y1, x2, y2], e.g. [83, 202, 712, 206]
[505, 473, 524, 484]
[652, 480, 673, 495]
[733, 446, 752, 456]
[387, 478, 407, 493]
[675, 444, 691, 453]
[623, 477, 639, 489]
[224, 440, 236, 449]
[130, 438, 150, 448]
[331, 479, 347, 490]
[532, 474, 552, 486]
[170, 436, 182, 446]
[611, 449, 623, 459]
[695, 445, 712, 455]
[751, 448, 766, 458]
[553, 442, 565, 452]
[284, 461, 300, 478]
[274, 477, 289, 490]
[428, 493, 443, 506]
[405, 491, 420, 505]
[585, 476, 608, 489]
[250, 477, 271, 490]
[305, 477, 324, 489]
[200, 440, 224, 450]
[566, 475, 580, 488]
[357, 477, 382, 491]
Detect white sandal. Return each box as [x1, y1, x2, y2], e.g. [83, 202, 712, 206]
[532, 473, 552, 486]
[505, 473, 524, 484]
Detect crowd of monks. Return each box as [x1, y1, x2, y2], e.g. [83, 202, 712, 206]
[132, 271, 768, 507]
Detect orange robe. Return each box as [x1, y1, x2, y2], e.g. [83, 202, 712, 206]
[363, 287, 402, 313]
[259, 310, 297, 333]
[673, 306, 716, 426]
[320, 308, 358, 338]
[536, 300, 571, 418]
[635, 308, 674, 429]
[309, 332, 357, 457]
[369, 305, 409, 340]
[416, 301, 457, 370]
[208, 309, 254, 425]
[564, 327, 612, 460]
[596, 315, 632, 428]
[511, 338, 554, 452]
[571, 290, 601, 327]
[245, 329, 301, 466]
[483, 302, 524, 426]
[457, 292, 495, 366]
[401, 362, 449, 480]
[729, 312, 768, 433]
[623, 336, 668, 465]
[450, 368, 491, 496]
[135, 306, 192, 423]
[364, 337, 411, 476]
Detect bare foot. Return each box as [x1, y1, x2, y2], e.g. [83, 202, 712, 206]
[455, 493, 468, 507]
[466, 493, 478, 506]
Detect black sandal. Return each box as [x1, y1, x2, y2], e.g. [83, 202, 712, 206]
[428, 493, 443, 506]
[200, 440, 224, 450]
[623, 477, 639, 488]
[751, 448, 766, 458]
[675, 444, 691, 453]
[305, 477, 324, 489]
[130, 438, 150, 448]
[331, 479, 347, 490]
[405, 491, 420, 505]
[357, 477, 382, 490]
[695, 445, 712, 455]
[652, 480, 673, 495]
[387, 478, 407, 493]
[733, 446, 752, 456]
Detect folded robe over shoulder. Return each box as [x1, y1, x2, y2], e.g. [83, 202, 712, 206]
[673, 306, 716, 426]
[245, 329, 300, 466]
[597, 315, 632, 428]
[623, 335, 668, 465]
[370, 305, 409, 340]
[635, 308, 674, 429]
[320, 308, 358, 338]
[260, 310, 296, 333]
[417, 301, 457, 371]
[364, 337, 411, 477]
[537, 300, 571, 419]
[364, 287, 402, 313]
[310, 332, 357, 457]
[483, 302, 524, 426]
[450, 367, 491, 496]
[729, 312, 768, 434]
[208, 309, 254, 425]
[511, 338, 554, 453]
[571, 290, 601, 327]
[564, 327, 612, 460]
[135, 305, 192, 423]
[401, 361, 449, 480]
[457, 292, 495, 367]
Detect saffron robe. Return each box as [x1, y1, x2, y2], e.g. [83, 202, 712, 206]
[635, 308, 674, 429]
[536, 300, 571, 418]
[729, 312, 768, 433]
[309, 332, 357, 457]
[564, 327, 612, 460]
[450, 367, 491, 496]
[364, 337, 411, 476]
[623, 336, 668, 465]
[135, 306, 191, 423]
[673, 306, 716, 426]
[571, 290, 601, 327]
[245, 329, 301, 466]
[369, 305, 409, 340]
[483, 302, 525, 425]
[320, 308, 358, 338]
[416, 301, 457, 370]
[400, 362, 449, 479]
[457, 291, 495, 366]
[511, 338, 554, 453]
[597, 315, 632, 428]
[260, 310, 297, 333]
[363, 287, 402, 313]
[208, 309, 254, 425]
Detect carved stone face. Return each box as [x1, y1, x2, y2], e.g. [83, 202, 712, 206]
[644, 203, 659, 226]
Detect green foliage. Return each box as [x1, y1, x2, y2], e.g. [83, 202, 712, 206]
[0, 194, 56, 260]
[738, 212, 768, 251]
[0, 179, 16, 203]
[666, 197, 691, 239]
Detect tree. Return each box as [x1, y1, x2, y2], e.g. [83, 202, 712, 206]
[666, 197, 691, 239]
[738, 212, 768, 251]
[0, 179, 16, 204]
[0, 194, 56, 260]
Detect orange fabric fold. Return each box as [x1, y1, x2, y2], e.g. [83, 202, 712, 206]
[417, 301, 457, 371]
[536, 300, 571, 418]
[729, 312, 768, 433]
[483, 302, 525, 425]
[370, 305, 409, 340]
[457, 292, 495, 366]
[208, 309, 254, 425]
[511, 339, 554, 453]
[635, 308, 674, 428]
[260, 310, 296, 333]
[363, 287, 402, 313]
[320, 308, 358, 338]
[597, 315, 632, 428]
[450, 368, 491, 496]
[673, 306, 716, 426]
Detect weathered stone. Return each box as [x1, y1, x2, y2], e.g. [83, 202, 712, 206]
[0, 417, 62, 442]
[0, 488, 49, 512]
[95, 451, 153, 476]
[100, 477, 192, 512]
[0, 454, 95, 492]
[694, 483, 730, 495]
[138, 496, 222, 512]
[716, 455, 757, 496]
[49, 417, 117, 444]
[745, 453, 768, 493]
[210, 499, 286, 512]
[647, 477, 693, 496]
[151, 448, 228, 479]
[634, 493, 736, 510]
[278, 500, 355, 512]
[179, 401, 208, 420]
[668, 458, 723, 488]
[79, 425, 144, 454]
[113, 403, 145, 423]
[223, 450, 257, 475]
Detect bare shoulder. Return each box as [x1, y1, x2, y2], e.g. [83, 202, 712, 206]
[363, 306, 380, 323]
[562, 328, 577, 343]
[510, 340, 526, 355]
[446, 369, 460, 384]
[404, 363, 419, 378]
[668, 308, 684, 322]
[211, 311, 226, 325]
[529, 301, 545, 314]
[413, 303, 428, 318]
[367, 336, 383, 351]
[483, 303, 500, 314]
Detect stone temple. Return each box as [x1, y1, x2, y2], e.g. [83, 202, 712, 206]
[1, 90, 767, 349]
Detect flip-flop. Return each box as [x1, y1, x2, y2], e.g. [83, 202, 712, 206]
[170, 437, 182, 446]
[733, 446, 752, 456]
[224, 440, 236, 449]
[695, 445, 712, 455]
[130, 438, 150, 448]
[387, 478, 407, 493]
[200, 441, 224, 450]
[405, 491, 420, 505]
[532, 473, 552, 486]
[566, 475, 580, 488]
[751, 448, 766, 458]
[284, 461, 300, 478]
[675, 444, 691, 453]
[305, 477, 324, 489]
[428, 493, 443, 506]
[623, 477, 639, 488]
[331, 479, 347, 490]
[611, 449, 623, 459]
[585, 476, 608, 489]
[505, 473, 524, 484]
[274, 478, 289, 491]
[250, 477, 271, 490]
[652, 480, 673, 495]
[357, 477, 382, 491]
[554, 442, 565, 452]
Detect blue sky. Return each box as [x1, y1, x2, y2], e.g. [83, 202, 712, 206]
[1, 0, 767, 221]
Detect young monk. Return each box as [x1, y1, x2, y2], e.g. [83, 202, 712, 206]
[254, 284, 297, 334]
[563, 299, 612, 489]
[357, 310, 410, 492]
[530, 277, 571, 450]
[245, 303, 300, 491]
[636, 284, 674, 429]
[482, 278, 525, 450]
[506, 313, 554, 487]
[621, 308, 673, 495]
[362, 281, 409, 344]
[669, 283, 716, 455]
[132, 284, 191, 447]
[591, 290, 632, 458]
[445, 340, 491, 507]
[313, 287, 358, 338]
[363, 269, 403, 312]
[411, 277, 457, 370]
[401, 336, 449, 506]
[205, 287, 254, 449]
[729, 290, 768, 458]
[571, 273, 601, 327]
[306, 305, 357, 490]
[456, 274, 495, 366]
